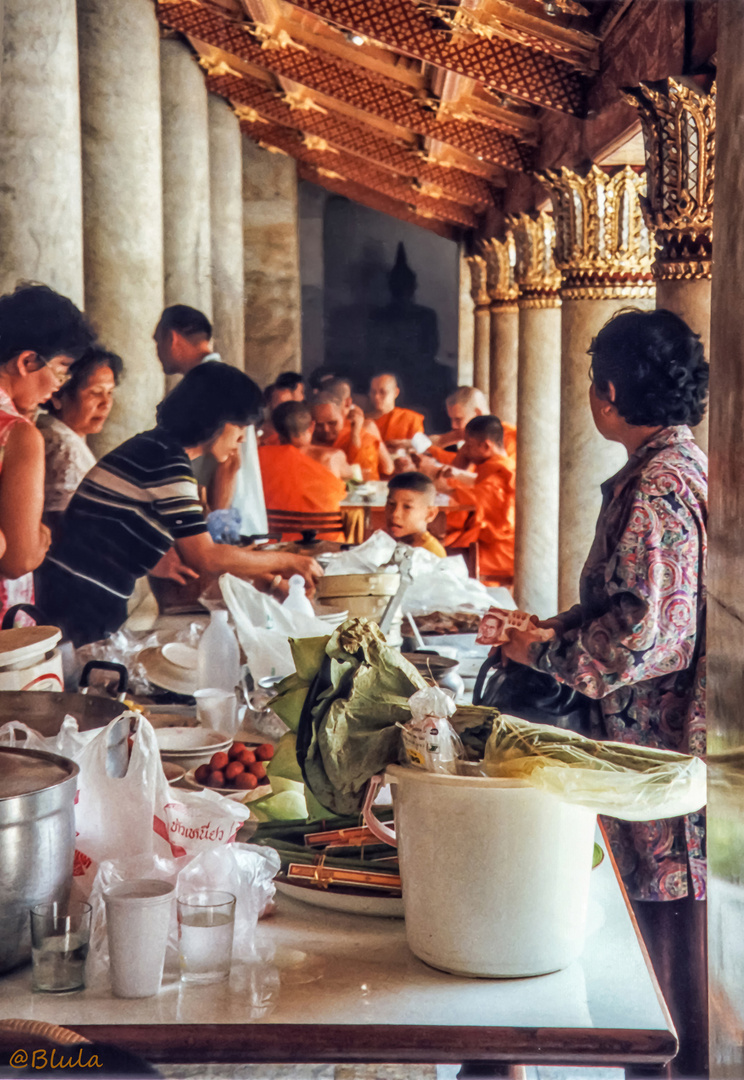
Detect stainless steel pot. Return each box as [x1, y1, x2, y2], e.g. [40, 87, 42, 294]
[0, 747, 79, 972]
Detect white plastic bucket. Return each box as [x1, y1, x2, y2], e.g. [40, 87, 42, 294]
[363, 764, 597, 978]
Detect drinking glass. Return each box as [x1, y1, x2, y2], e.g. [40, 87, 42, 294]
[177, 891, 236, 984]
[30, 901, 92, 993]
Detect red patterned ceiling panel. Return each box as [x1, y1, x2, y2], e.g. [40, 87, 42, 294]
[240, 119, 479, 228]
[286, 0, 587, 115]
[296, 161, 457, 239]
[207, 72, 495, 208]
[156, 3, 534, 170]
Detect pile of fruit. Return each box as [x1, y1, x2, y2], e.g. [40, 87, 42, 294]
[194, 741, 274, 791]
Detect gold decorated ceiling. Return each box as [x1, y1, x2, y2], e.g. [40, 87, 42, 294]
[154, 0, 713, 240]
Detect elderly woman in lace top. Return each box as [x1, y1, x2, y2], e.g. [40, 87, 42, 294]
[37, 346, 122, 539]
[502, 308, 708, 1079]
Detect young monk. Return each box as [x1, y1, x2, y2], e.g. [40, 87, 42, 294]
[437, 415, 515, 581]
[385, 472, 446, 557]
[311, 392, 380, 481]
[258, 383, 293, 446]
[273, 401, 353, 480]
[368, 373, 424, 445]
[258, 402, 347, 542]
[429, 386, 516, 463]
[322, 376, 394, 477]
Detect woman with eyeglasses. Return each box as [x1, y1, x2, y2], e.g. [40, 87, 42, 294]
[0, 284, 95, 622]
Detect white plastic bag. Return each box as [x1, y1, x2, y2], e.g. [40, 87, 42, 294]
[323, 531, 397, 575]
[399, 685, 463, 774]
[402, 554, 503, 616]
[72, 712, 250, 898]
[0, 716, 98, 758]
[232, 425, 268, 537]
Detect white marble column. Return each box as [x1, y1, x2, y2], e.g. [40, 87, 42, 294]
[466, 254, 490, 398]
[482, 235, 519, 424]
[208, 94, 245, 369]
[457, 246, 475, 386]
[78, 0, 165, 454]
[0, 0, 83, 303]
[242, 136, 302, 386]
[160, 37, 211, 317]
[539, 165, 656, 610]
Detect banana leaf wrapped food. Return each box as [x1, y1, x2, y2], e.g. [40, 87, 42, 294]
[484, 715, 706, 821]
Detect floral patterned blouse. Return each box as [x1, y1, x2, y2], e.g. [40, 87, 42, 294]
[530, 425, 707, 901]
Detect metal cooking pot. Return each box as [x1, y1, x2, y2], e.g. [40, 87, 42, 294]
[0, 747, 79, 973]
[0, 660, 128, 738]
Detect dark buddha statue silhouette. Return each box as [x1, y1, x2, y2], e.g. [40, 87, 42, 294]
[367, 243, 450, 427]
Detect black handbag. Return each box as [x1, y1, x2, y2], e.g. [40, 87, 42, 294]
[472, 648, 593, 732]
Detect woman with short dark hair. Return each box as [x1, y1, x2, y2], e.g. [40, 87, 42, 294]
[37, 363, 322, 646]
[38, 346, 123, 536]
[503, 308, 709, 1078]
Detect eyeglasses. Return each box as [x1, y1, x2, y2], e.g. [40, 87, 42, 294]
[35, 353, 72, 386]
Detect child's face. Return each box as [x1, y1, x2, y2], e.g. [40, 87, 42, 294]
[385, 488, 436, 539]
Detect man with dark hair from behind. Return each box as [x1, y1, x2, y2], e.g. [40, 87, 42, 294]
[153, 305, 218, 376]
[273, 371, 305, 401]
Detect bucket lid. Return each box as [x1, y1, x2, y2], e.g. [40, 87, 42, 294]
[0, 626, 61, 670]
[0, 747, 78, 799]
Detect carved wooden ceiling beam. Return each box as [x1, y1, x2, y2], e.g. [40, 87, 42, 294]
[207, 71, 496, 208]
[240, 118, 479, 228]
[155, 2, 534, 170]
[282, 0, 588, 114]
[296, 160, 458, 239]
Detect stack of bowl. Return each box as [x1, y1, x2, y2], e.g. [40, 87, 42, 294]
[154, 727, 232, 771]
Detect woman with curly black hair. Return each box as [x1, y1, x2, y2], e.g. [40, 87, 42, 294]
[503, 308, 708, 1078]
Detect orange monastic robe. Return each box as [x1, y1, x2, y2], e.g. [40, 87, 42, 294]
[335, 422, 380, 481]
[258, 444, 346, 541]
[373, 407, 425, 443]
[445, 454, 515, 579]
[503, 422, 517, 461]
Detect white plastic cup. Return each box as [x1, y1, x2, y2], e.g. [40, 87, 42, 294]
[194, 688, 239, 737]
[104, 879, 175, 998]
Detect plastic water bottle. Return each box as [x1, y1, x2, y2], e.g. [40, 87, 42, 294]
[196, 610, 241, 692]
[283, 574, 315, 619]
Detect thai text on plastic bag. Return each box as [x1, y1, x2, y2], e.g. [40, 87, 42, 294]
[85, 843, 281, 989]
[70, 712, 250, 898]
[483, 715, 706, 821]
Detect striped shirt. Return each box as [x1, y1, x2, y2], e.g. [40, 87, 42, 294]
[46, 428, 208, 600]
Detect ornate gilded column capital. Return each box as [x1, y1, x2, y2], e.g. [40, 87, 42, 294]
[622, 79, 715, 282]
[537, 164, 656, 300]
[481, 235, 519, 312]
[466, 253, 490, 311]
[508, 211, 562, 309]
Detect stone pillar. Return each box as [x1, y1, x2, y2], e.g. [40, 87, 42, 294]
[208, 95, 245, 368]
[482, 234, 519, 424]
[540, 165, 656, 610]
[160, 37, 211, 317]
[509, 212, 562, 618]
[0, 0, 83, 303]
[466, 254, 490, 397]
[457, 245, 475, 385]
[78, 0, 165, 454]
[624, 78, 715, 450]
[242, 136, 302, 387]
[706, 4, 744, 1073]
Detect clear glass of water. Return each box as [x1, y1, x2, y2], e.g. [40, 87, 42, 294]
[30, 901, 92, 993]
[177, 891, 236, 984]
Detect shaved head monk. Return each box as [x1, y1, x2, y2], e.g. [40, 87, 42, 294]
[323, 375, 395, 478]
[258, 402, 347, 541]
[274, 401, 353, 480]
[437, 414, 515, 582]
[368, 373, 424, 445]
[312, 392, 381, 481]
[430, 386, 516, 464]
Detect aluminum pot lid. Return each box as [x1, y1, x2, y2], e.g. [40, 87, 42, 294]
[0, 626, 62, 669]
[0, 747, 77, 799]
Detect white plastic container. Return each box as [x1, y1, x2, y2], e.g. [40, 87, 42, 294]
[104, 879, 174, 998]
[283, 575, 315, 619]
[363, 765, 597, 978]
[196, 610, 240, 693]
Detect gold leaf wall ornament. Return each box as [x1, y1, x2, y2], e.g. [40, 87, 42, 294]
[481, 234, 519, 307]
[537, 164, 656, 297]
[302, 135, 338, 154]
[466, 254, 490, 311]
[622, 79, 715, 281]
[508, 211, 562, 301]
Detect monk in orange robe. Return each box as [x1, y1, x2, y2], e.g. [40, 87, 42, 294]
[368, 373, 425, 446]
[312, 393, 380, 481]
[322, 376, 394, 477]
[429, 386, 516, 462]
[258, 383, 294, 447]
[259, 402, 347, 542]
[438, 415, 515, 581]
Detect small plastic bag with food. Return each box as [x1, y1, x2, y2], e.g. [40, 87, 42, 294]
[483, 715, 706, 821]
[399, 686, 464, 775]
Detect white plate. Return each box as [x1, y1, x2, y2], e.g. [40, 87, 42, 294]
[154, 726, 231, 754]
[140, 646, 197, 696]
[276, 879, 404, 918]
[162, 642, 198, 669]
[182, 767, 270, 804]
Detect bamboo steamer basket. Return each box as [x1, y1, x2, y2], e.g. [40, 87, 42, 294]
[314, 572, 402, 644]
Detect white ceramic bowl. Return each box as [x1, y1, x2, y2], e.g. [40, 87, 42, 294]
[155, 726, 232, 770]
